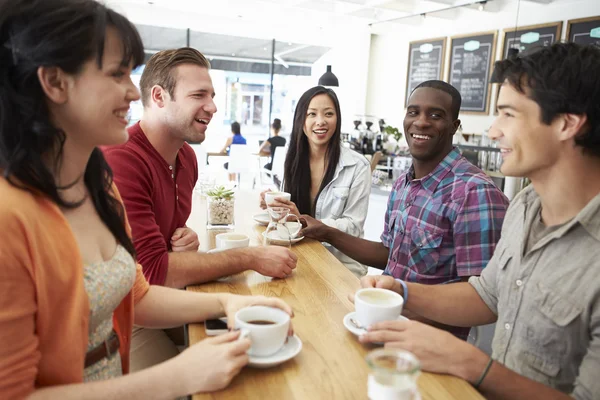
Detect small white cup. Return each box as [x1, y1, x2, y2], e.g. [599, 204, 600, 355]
[215, 233, 249, 250]
[234, 306, 290, 357]
[355, 288, 404, 327]
[265, 191, 291, 207]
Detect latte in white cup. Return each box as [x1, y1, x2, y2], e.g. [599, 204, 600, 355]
[265, 191, 291, 207]
[215, 233, 249, 250]
[355, 288, 404, 327]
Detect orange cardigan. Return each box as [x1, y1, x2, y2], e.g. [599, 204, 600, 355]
[0, 177, 149, 398]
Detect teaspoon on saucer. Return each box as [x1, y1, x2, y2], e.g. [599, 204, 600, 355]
[350, 317, 366, 331]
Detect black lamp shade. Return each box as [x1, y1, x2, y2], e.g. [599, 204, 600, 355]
[318, 65, 339, 87]
[507, 48, 519, 59]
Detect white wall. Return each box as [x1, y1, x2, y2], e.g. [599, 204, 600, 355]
[312, 32, 373, 133]
[366, 0, 600, 137]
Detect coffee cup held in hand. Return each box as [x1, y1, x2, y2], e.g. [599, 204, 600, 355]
[354, 288, 404, 327]
[215, 233, 249, 250]
[247, 320, 275, 325]
[234, 306, 290, 357]
[265, 191, 291, 207]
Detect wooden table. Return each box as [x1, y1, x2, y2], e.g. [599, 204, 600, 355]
[186, 191, 484, 400]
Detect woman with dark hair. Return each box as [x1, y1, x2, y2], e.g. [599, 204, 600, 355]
[259, 118, 287, 170]
[0, 0, 291, 397]
[221, 121, 247, 181]
[260, 86, 371, 276]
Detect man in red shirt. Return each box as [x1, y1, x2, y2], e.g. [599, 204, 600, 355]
[104, 47, 297, 371]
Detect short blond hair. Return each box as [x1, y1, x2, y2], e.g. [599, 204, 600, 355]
[139, 47, 210, 107]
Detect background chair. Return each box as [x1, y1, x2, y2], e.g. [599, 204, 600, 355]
[257, 145, 288, 190]
[227, 144, 255, 187]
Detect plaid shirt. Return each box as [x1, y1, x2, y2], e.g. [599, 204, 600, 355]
[382, 147, 508, 283]
[381, 148, 508, 338]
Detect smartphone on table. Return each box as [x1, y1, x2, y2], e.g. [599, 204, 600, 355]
[205, 318, 229, 336]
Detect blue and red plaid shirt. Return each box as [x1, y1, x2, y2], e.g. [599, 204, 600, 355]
[381, 148, 508, 337]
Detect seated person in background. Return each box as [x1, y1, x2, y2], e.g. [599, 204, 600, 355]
[0, 1, 293, 398]
[260, 86, 372, 277]
[301, 80, 509, 338]
[259, 118, 287, 188]
[259, 118, 287, 168]
[221, 121, 247, 181]
[356, 42, 600, 400]
[104, 48, 297, 372]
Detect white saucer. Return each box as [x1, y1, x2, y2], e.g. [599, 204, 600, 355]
[262, 231, 304, 245]
[343, 312, 409, 337]
[253, 212, 270, 226]
[248, 334, 302, 368]
[206, 247, 227, 254]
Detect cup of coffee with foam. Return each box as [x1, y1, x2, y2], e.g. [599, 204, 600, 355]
[234, 306, 290, 357]
[355, 288, 404, 327]
[215, 233, 249, 250]
[265, 191, 291, 207]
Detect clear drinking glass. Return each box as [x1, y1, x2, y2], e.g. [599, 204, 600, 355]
[197, 174, 216, 197]
[264, 207, 301, 247]
[366, 349, 421, 400]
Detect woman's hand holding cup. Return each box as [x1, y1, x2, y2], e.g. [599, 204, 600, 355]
[259, 189, 271, 210]
[270, 198, 300, 217]
[171, 331, 250, 395]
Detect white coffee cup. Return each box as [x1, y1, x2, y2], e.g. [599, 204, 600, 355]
[234, 306, 290, 357]
[265, 191, 291, 207]
[355, 288, 404, 327]
[215, 233, 249, 250]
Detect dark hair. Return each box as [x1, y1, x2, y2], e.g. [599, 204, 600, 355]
[413, 80, 461, 120]
[284, 86, 342, 216]
[140, 47, 210, 107]
[493, 42, 600, 158]
[272, 118, 282, 133]
[231, 121, 241, 135]
[0, 0, 144, 258]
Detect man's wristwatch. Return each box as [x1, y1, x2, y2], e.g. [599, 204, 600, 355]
[394, 278, 408, 302]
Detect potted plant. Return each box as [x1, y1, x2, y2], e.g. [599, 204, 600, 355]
[383, 126, 404, 155]
[206, 186, 235, 229]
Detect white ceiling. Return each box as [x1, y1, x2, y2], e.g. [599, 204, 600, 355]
[107, 0, 579, 45]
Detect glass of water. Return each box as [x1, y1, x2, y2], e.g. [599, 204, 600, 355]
[264, 207, 301, 248]
[366, 349, 421, 400]
[195, 173, 216, 197]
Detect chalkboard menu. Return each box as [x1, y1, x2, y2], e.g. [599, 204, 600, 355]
[501, 22, 562, 59]
[567, 16, 600, 47]
[448, 31, 497, 114]
[405, 37, 446, 106]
